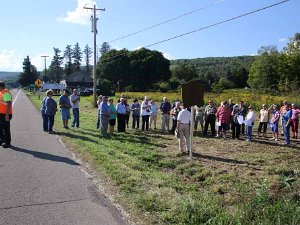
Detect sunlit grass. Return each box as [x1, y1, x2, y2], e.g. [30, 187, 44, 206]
[28, 91, 300, 225]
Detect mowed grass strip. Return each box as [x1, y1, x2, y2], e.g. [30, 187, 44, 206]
[29, 92, 300, 225]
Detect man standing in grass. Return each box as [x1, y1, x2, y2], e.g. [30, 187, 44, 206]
[0, 81, 12, 148]
[70, 89, 80, 128]
[59, 90, 72, 129]
[176, 103, 191, 153]
[160, 97, 171, 133]
[100, 96, 110, 137]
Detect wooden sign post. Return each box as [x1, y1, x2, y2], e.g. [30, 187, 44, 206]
[181, 80, 204, 159]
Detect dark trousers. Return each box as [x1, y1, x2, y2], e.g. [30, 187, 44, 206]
[117, 113, 126, 132]
[258, 122, 268, 133]
[142, 115, 150, 131]
[47, 115, 55, 132]
[96, 110, 100, 129]
[242, 124, 245, 135]
[171, 119, 177, 134]
[204, 114, 216, 136]
[125, 114, 130, 127]
[0, 114, 12, 145]
[231, 123, 241, 139]
[72, 108, 79, 127]
[132, 114, 140, 129]
[42, 113, 48, 131]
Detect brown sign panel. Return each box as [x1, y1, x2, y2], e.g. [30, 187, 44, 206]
[181, 80, 204, 107]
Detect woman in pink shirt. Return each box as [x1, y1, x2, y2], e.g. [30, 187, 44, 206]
[216, 101, 231, 139]
[291, 104, 300, 139]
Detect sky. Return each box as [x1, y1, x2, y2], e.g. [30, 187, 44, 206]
[0, 0, 299, 72]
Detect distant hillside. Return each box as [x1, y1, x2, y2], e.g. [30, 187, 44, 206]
[0, 72, 20, 88]
[171, 56, 254, 75]
[170, 56, 255, 90]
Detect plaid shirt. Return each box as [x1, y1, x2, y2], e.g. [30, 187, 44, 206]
[205, 105, 216, 115]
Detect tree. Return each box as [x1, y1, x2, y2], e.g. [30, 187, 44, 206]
[64, 45, 73, 77]
[97, 48, 171, 92]
[72, 42, 82, 72]
[48, 48, 64, 82]
[97, 49, 131, 91]
[279, 33, 300, 92]
[83, 44, 92, 75]
[18, 56, 39, 87]
[248, 46, 280, 92]
[170, 63, 198, 82]
[99, 42, 111, 55]
[128, 48, 171, 91]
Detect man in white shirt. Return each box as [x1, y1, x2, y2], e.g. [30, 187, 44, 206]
[70, 89, 80, 128]
[141, 96, 151, 131]
[176, 103, 191, 153]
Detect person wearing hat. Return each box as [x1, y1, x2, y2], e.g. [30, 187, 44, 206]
[245, 106, 256, 142]
[59, 90, 72, 129]
[99, 96, 110, 137]
[203, 100, 217, 136]
[0, 81, 13, 148]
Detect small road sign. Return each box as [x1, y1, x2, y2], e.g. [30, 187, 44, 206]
[35, 79, 42, 87]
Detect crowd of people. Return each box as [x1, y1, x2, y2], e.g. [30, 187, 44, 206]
[40, 89, 300, 153]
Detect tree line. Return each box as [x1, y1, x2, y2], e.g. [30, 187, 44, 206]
[18, 42, 111, 87]
[19, 32, 300, 94]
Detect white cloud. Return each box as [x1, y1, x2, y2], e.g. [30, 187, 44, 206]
[0, 50, 23, 72]
[278, 38, 287, 43]
[0, 50, 53, 72]
[162, 52, 174, 60]
[31, 54, 53, 71]
[58, 0, 97, 25]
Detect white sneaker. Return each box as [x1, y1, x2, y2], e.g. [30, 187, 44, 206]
[270, 137, 275, 140]
[275, 138, 278, 141]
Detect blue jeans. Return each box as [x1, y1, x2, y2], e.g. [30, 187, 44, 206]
[72, 108, 79, 127]
[246, 126, 253, 141]
[283, 120, 290, 144]
[42, 113, 48, 131]
[47, 115, 55, 132]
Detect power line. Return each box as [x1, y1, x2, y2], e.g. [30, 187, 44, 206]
[102, 0, 290, 62]
[108, 0, 225, 43]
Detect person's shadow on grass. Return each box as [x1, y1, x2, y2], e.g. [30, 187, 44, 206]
[10, 146, 79, 166]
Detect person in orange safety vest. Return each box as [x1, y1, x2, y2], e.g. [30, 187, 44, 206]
[0, 81, 13, 148]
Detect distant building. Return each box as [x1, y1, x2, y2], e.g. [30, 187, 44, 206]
[60, 71, 93, 92]
[41, 83, 65, 91]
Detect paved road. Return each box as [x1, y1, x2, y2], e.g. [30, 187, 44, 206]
[0, 90, 128, 225]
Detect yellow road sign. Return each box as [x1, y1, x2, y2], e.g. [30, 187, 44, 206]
[35, 79, 42, 87]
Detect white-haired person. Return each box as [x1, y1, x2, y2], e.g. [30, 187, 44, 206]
[159, 97, 172, 133]
[176, 103, 191, 153]
[245, 106, 256, 142]
[141, 96, 151, 131]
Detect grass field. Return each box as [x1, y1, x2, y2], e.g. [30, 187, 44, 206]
[29, 92, 300, 225]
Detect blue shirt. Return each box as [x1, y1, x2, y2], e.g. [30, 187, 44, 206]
[59, 95, 71, 109]
[131, 103, 141, 116]
[100, 102, 110, 115]
[160, 102, 172, 114]
[283, 109, 292, 122]
[40, 96, 47, 114]
[45, 97, 57, 115]
[116, 102, 126, 114]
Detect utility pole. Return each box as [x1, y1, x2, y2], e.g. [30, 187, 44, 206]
[84, 4, 105, 106]
[41, 55, 49, 79]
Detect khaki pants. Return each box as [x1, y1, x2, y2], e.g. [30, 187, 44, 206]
[179, 124, 190, 152]
[161, 114, 170, 131]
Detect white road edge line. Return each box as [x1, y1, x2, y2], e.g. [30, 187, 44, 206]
[12, 89, 20, 107]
